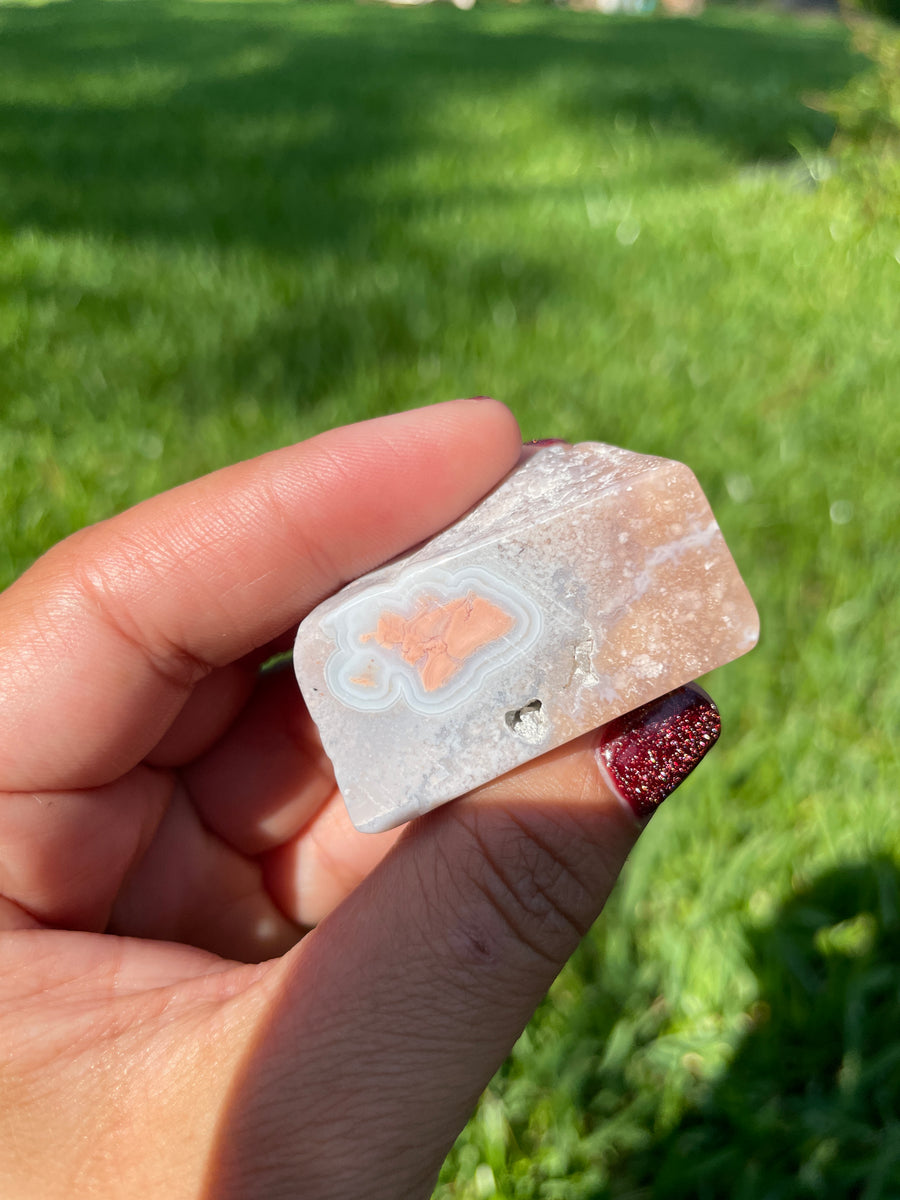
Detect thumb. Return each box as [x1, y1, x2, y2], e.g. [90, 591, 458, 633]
[214, 684, 720, 1200]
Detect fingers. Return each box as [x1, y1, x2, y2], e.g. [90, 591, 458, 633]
[0, 398, 522, 793]
[221, 685, 720, 1198]
[262, 789, 404, 928]
[108, 783, 302, 962]
[0, 764, 300, 959]
[182, 662, 404, 929]
[0, 768, 171, 932]
[181, 660, 404, 928]
[182, 665, 337, 858]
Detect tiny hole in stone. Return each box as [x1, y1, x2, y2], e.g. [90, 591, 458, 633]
[505, 699, 547, 744]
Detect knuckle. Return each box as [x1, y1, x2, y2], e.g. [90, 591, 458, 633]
[447, 807, 596, 968]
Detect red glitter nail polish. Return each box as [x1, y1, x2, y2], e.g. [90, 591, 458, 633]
[596, 683, 721, 821]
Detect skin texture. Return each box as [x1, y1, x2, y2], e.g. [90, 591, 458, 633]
[0, 399, 649, 1200]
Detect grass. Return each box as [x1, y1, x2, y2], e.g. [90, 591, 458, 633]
[1, 0, 898, 1195]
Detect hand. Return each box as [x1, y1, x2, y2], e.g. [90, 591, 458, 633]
[0, 399, 718, 1199]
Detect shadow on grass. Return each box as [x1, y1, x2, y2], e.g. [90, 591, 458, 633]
[0, 0, 862, 257]
[0, 0, 872, 453]
[433, 856, 900, 1198]
[609, 857, 900, 1199]
[196, 852, 900, 1198]
[0, 0, 865, 425]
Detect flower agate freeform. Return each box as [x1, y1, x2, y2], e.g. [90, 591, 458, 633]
[293, 442, 759, 833]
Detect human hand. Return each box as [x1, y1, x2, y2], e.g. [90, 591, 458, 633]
[0, 399, 719, 1199]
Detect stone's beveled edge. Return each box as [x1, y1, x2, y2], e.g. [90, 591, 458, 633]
[691, 462, 760, 654]
[353, 803, 419, 836]
[293, 442, 674, 632]
[398, 440, 671, 566]
[652, 458, 761, 655]
[739, 593, 761, 653]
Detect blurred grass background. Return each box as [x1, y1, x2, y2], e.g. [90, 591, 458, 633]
[1, 0, 898, 1194]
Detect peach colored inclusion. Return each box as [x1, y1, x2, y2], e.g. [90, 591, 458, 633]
[361, 592, 514, 692]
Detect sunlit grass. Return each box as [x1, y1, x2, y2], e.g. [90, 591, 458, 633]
[1, 1, 898, 1195]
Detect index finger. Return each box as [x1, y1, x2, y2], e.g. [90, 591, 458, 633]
[0, 399, 522, 792]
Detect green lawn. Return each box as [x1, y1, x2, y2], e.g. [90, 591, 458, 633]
[1, 0, 899, 1195]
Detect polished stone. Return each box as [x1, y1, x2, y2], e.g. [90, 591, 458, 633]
[293, 442, 759, 832]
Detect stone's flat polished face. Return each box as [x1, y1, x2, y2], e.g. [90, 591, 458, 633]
[293, 442, 759, 833]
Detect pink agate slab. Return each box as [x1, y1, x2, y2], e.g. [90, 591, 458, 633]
[293, 442, 759, 833]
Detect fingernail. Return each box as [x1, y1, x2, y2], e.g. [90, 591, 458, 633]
[520, 438, 571, 464]
[596, 683, 721, 821]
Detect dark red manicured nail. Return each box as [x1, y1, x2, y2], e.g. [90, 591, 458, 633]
[596, 683, 721, 821]
[526, 438, 570, 447]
